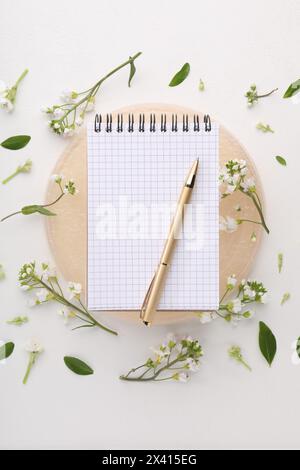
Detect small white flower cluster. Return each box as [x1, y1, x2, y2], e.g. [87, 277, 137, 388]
[0, 80, 14, 112]
[219, 159, 256, 197]
[148, 334, 203, 382]
[42, 89, 95, 137]
[51, 174, 79, 195]
[0, 69, 28, 113]
[25, 338, 43, 354]
[220, 275, 268, 324]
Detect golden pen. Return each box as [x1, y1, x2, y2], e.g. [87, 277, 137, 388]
[140, 158, 199, 326]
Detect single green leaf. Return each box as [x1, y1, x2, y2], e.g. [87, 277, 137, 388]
[281, 292, 290, 306]
[6, 316, 28, 326]
[64, 356, 94, 376]
[0, 264, 5, 280]
[0, 342, 15, 360]
[1, 135, 31, 150]
[278, 253, 283, 273]
[169, 63, 190, 87]
[128, 56, 136, 87]
[296, 337, 300, 359]
[259, 321, 277, 367]
[283, 79, 300, 98]
[275, 156, 287, 166]
[198, 79, 205, 92]
[21, 205, 56, 216]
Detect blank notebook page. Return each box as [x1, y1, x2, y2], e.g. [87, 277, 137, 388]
[87, 120, 219, 311]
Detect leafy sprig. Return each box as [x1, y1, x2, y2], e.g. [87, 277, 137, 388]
[1, 174, 77, 222]
[43, 52, 142, 136]
[0, 69, 28, 112]
[228, 346, 252, 371]
[2, 159, 32, 185]
[120, 335, 202, 382]
[18, 261, 117, 335]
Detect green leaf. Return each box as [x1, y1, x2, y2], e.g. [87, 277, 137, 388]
[1, 135, 31, 150]
[259, 321, 277, 367]
[169, 63, 190, 87]
[296, 337, 300, 359]
[64, 356, 94, 376]
[0, 342, 15, 360]
[278, 253, 283, 273]
[128, 56, 136, 87]
[275, 156, 287, 166]
[21, 205, 56, 216]
[283, 79, 300, 98]
[6, 316, 28, 326]
[281, 292, 290, 306]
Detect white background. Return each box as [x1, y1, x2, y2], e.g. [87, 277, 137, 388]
[1, 0, 300, 451]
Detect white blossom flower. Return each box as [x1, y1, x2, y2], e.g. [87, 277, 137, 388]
[177, 372, 189, 382]
[20, 284, 30, 291]
[68, 281, 82, 299]
[243, 309, 255, 319]
[25, 338, 43, 353]
[0, 96, 14, 112]
[198, 311, 215, 324]
[186, 358, 200, 372]
[36, 289, 48, 303]
[220, 216, 239, 233]
[227, 275, 237, 289]
[60, 89, 78, 103]
[51, 174, 64, 184]
[228, 298, 242, 314]
[241, 177, 256, 193]
[260, 293, 268, 304]
[27, 298, 38, 308]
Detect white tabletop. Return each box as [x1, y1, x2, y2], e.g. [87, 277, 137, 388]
[1, 0, 300, 450]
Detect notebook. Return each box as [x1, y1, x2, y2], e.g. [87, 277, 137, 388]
[87, 113, 219, 311]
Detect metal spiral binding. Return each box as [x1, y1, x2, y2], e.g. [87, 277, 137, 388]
[94, 113, 212, 133]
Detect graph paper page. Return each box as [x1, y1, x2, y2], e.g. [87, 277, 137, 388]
[87, 122, 219, 310]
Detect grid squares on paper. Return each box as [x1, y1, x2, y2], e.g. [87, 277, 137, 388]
[87, 122, 219, 311]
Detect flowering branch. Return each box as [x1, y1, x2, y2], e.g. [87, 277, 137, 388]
[120, 335, 203, 383]
[18, 262, 117, 336]
[197, 275, 268, 326]
[0, 68, 28, 112]
[43, 52, 142, 136]
[245, 84, 278, 107]
[1, 174, 77, 222]
[219, 159, 270, 234]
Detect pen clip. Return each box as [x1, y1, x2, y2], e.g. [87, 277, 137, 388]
[140, 271, 157, 321]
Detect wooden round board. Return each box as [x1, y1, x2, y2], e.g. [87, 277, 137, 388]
[45, 103, 264, 325]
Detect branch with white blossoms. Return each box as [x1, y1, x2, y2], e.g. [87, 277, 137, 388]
[0, 69, 28, 112]
[18, 262, 117, 336]
[197, 275, 268, 325]
[219, 159, 270, 234]
[42, 52, 142, 137]
[120, 335, 203, 383]
[245, 84, 278, 107]
[23, 338, 43, 384]
[1, 174, 77, 222]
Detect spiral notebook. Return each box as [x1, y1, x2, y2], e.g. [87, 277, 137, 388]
[87, 113, 219, 311]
